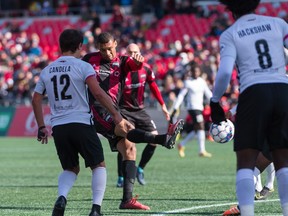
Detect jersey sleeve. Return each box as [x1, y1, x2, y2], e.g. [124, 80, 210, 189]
[83, 62, 96, 81]
[219, 30, 237, 59]
[278, 18, 288, 48]
[34, 72, 46, 95]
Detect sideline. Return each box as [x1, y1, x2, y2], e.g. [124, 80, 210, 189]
[151, 199, 280, 215]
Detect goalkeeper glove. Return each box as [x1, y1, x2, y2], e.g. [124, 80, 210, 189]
[210, 100, 226, 124]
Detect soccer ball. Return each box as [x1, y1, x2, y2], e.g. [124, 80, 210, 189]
[209, 119, 235, 143]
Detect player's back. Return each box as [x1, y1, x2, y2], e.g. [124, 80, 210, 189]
[39, 56, 94, 126]
[221, 14, 288, 92]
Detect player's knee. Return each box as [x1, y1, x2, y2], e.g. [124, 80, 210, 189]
[67, 166, 80, 175]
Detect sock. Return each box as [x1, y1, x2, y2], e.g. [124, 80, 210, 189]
[180, 131, 195, 147]
[92, 167, 106, 206]
[126, 129, 166, 145]
[265, 163, 275, 190]
[122, 160, 136, 202]
[58, 170, 77, 198]
[197, 130, 206, 153]
[117, 152, 123, 177]
[254, 166, 262, 192]
[276, 167, 288, 215]
[138, 144, 156, 169]
[236, 169, 254, 216]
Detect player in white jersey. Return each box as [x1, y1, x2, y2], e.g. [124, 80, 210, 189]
[32, 29, 131, 216]
[210, 0, 288, 215]
[171, 65, 212, 158]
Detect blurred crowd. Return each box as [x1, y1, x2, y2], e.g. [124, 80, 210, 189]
[1, 1, 287, 114]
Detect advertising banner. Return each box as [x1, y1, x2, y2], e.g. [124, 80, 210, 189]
[7, 105, 51, 137]
[0, 106, 15, 136]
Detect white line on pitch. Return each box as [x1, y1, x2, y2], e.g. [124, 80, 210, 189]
[150, 199, 280, 216]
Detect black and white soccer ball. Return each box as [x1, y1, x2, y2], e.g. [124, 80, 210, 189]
[209, 119, 235, 143]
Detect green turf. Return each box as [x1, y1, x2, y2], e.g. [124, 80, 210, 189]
[0, 137, 282, 215]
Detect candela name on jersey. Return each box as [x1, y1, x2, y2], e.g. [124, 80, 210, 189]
[49, 66, 71, 73]
[237, 24, 271, 38]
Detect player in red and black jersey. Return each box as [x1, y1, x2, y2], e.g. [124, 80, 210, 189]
[116, 43, 170, 187]
[82, 32, 184, 210]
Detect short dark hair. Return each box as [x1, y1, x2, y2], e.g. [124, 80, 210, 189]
[59, 29, 83, 53]
[96, 32, 115, 44]
[219, 0, 260, 16]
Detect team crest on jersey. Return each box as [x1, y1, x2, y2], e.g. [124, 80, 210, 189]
[114, 71, 120, 77]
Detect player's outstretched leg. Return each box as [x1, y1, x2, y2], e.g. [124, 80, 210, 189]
[125, 119, 184, 149]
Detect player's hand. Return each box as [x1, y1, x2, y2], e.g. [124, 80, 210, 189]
[37, 126, 48, 144]
[210, 100, 226, 124]
[161, 104, 170, 121]
[131, 52, 144, 64]
[114, 119, 135, 138]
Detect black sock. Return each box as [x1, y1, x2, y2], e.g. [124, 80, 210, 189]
[139, 144, 157, 169]
[122, 160, 136, 202]
[127, 129, 166, 145]
[117, 152, 123, 177]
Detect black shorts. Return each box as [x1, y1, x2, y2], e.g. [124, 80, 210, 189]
[92, 106, 124, 152]
[52, 123, 104, 170]
[188, 110, 204, 124]
[234, 83, 288, 152]
[120, 108, 157, 132]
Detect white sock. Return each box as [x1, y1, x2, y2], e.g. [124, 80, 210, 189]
[180, 131, 195, 146]
[265, 163, 275, 190]
[255, 175, 262, 192]
[197, 130, 206, 153]
[276, 167, 288, 216]
[92, 167, 107, 205]
[253, 167, 262, 191]
[58, 170, 77, 198]
[236, 169, 254, 216]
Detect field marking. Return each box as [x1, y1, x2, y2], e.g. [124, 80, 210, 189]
[151, 199, 280, 215]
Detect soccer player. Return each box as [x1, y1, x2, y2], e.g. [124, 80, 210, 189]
[82, 32, 184, 210]
[170, 65, 213, 158]
[116, 43, 171, 187]
[210, 0, 288, 215]
[32, 29, 131, 216]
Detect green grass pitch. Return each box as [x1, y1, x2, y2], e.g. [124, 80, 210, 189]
[0, 137, 282, 215]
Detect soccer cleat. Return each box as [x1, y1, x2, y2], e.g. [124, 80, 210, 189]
[254, 190, 261, 200]
[52, 195, 67, 216]
[119, 195, 150, 210]
[136, 168, 146, 185]
[222, 205, 240, 216]
[255, 186, 274, 200]
[199, 151, 212, 158]
[165, 119, 185, 149]
[89, 204, 102, 216]
[177, 144, 185, 158]
[116, 176, 124, 188]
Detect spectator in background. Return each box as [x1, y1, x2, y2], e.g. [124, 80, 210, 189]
[111, 4, 125, 31]
[56, 0, 68, 15]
